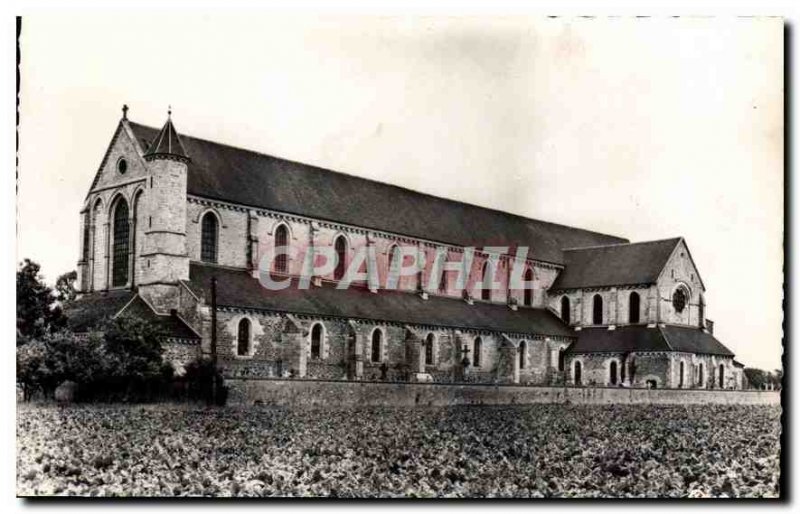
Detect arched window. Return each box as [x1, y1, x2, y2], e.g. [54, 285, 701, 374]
[237, 318, 251, 356]
[698, 363, 705, 387]
[592, 294, 604, 325]
[274, 224, 289, 274]
[82, 210, 91, 262]
[310, 323, 323, 360]
[574, 361, 583, 386]
[719, 363, 725, 389]
[523, 268, 534, 306]
[609, 360, 618, 385]
[473, 337, 482, 367]
[518, 340, 527, 369]
[371, 328, 382, 363]
[481, 260, 491, 301]
[679, 361, 685, 388]
[425, 333, 435, 366]
[629, 292, 640, 324]
[334, 236, 347, 281]
[561, 296, 571, 324]
[111, 197, 130, 287]
[201, 212, 218, 264]
[558, 348, 566, 371]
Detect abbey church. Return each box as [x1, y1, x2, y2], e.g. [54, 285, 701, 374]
[67, 107, 746, 390]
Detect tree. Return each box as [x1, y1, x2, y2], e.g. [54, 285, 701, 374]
[16, 331, 104, 399]
[744, 368, 767, 390]
[100, 315, 165, 379]
[55, 270, 78, 306]
[17, 316, 172, 402]
[16, 259, 66, 343]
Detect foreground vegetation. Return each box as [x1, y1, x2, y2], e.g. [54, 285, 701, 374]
[17, 403, 781, 498]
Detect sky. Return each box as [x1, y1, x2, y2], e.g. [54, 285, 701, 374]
[17, 15, 783, 370]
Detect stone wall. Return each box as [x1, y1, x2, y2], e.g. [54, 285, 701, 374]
[225, 378, 782, 407]
[210, 311, 561, 386]
[183, 196, 556, 305]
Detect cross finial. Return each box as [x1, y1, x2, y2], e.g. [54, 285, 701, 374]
[168, 105, 172, 118]
[122, 104, 128, 120]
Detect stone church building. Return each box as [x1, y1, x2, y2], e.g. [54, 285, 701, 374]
[68, 108, 745, 390]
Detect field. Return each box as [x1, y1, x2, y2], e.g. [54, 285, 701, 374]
[17, 403, 781, 498]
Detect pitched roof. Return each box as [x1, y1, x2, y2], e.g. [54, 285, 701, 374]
[126, 121, 627, 265]
[66, 291, 199, 340]
[185, 262, 575, 338]
[143, 117, 189, 161]
[660, 325, 735, 357]
[65, 289, 136, 333]
[117, 296, 200, 340]
[567, 324, 734, 357]
[550, 238, 682, 291]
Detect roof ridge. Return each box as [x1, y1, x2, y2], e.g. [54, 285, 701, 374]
[127, 120, 627, 244]
[561, 237, 682, 252]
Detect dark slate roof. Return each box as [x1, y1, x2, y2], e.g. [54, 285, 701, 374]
[185, 263, 575, 338]
[550, 238, 681, 291]
[143, 117, 189, 160]
[66, 290, 136, 333]
[66, 291, 199, 340]
[567, 324, 734, 357]
[127, 121, 627, 265]
[661, 325, 734, 357]
[118, 296, 200, 340]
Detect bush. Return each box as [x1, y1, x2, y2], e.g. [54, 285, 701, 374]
[183, 357, 227, 405]
[17, 316, 180, 403]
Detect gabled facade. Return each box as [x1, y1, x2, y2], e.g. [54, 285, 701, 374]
[68, 108, 743, 389]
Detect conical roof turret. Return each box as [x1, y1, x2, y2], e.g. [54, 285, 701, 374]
[144, 108, 190, 162]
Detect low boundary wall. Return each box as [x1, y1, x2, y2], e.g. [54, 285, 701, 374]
[225, 378, 781, 407]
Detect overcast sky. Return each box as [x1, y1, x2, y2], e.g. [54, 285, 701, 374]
[17, 15, 782, 370]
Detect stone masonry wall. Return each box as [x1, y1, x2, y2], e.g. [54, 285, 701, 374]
[210, 309, 559, 386]
[225, 378, 781, 407]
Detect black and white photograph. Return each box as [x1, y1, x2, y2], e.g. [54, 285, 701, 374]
[12, 6, 787, 500]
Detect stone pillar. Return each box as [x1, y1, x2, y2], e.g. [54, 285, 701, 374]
[497, 336, 519, 384]
[453, 331, 470, 382]
[610, 287, 618, 324]
[103, 221, 111, 290]
[404, 326, 426, 381]
[647, 286, 658, 323]
[348, 321, 364, 380]
[283, 316, 307, 378]
[89, 223, 97, 291]
[127, 217, 136, 287]
[307, 222, 320, 286]
[247, 211, 259, 275]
